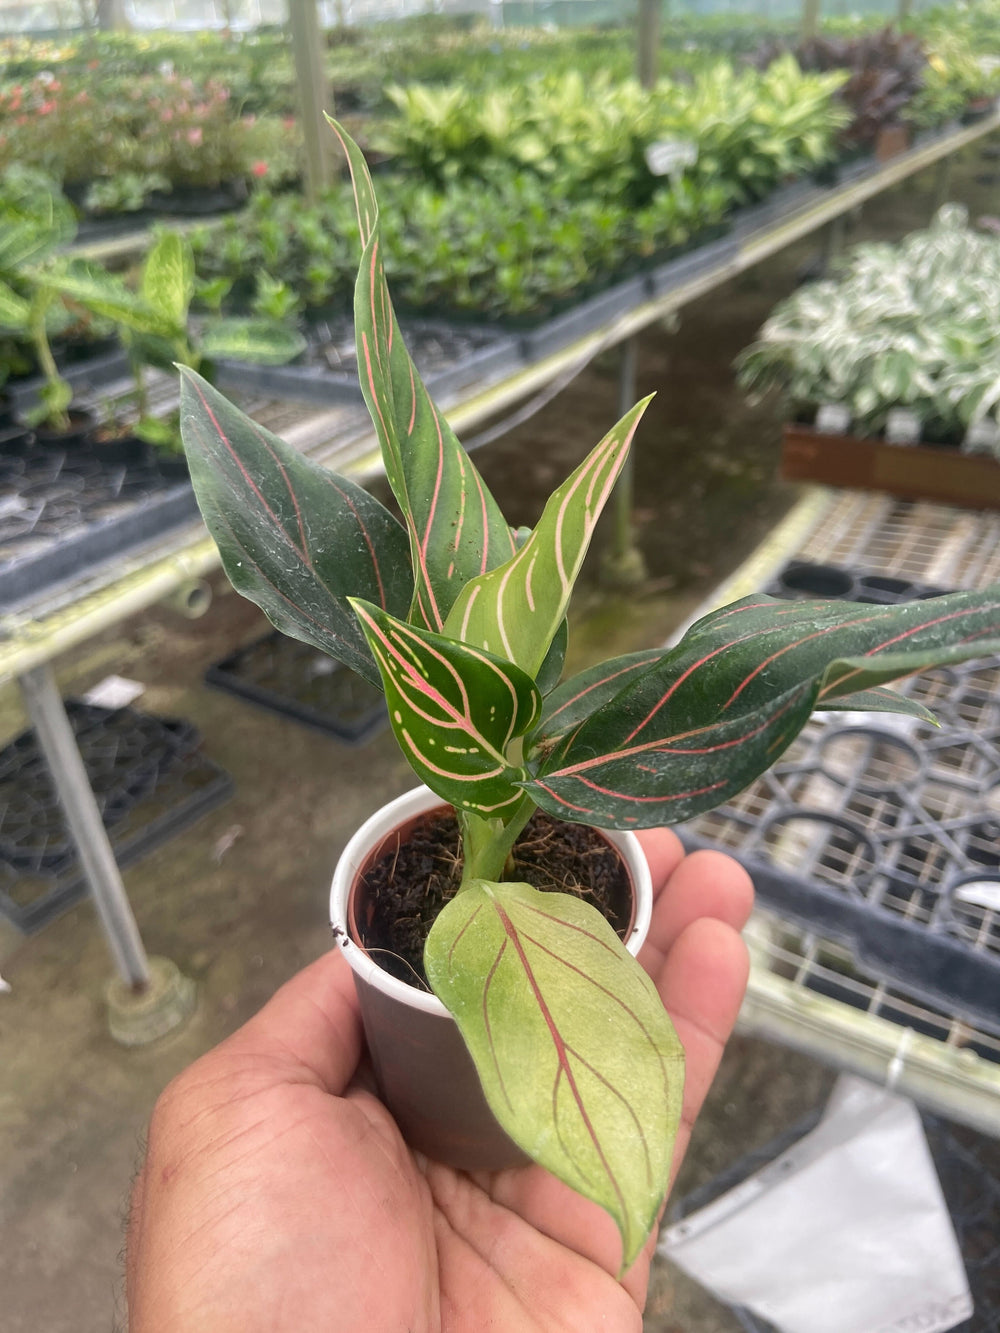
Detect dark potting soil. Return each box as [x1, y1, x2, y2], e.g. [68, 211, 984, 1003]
[354, 808, 633, 989]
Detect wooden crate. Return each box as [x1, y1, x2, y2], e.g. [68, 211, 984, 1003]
[781, 423, 1000, 510]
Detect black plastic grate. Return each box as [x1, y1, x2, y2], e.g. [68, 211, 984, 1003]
[205, 632, 387, 745]
[669, 1110, 1000, 1333]
[0, 702, 233, 933]
[681, 562, 1000, 1035]
[0, 437, 198, 610]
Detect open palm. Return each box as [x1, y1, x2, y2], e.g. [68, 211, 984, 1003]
[126, 830, 752, 1332]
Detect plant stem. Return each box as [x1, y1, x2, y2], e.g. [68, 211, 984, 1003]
[459, 795, 537, 887]
[30, 292, 71, 433]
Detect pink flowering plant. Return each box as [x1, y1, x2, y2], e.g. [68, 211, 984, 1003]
[178, 124, 1000, 1271]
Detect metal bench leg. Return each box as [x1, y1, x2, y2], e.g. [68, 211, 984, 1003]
[19, 663, 150, 989]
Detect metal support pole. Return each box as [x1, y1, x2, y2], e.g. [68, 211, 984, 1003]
[637, 0, 661, 90]
[931, 154, 953, 214]
[19, 663, 150, 990]
[599, 336, 648, 590]
[897, 0, 912, 22]
[289, 0, 334, 202]
[820, 212, 846, 274]
[801, 0, 821, 41]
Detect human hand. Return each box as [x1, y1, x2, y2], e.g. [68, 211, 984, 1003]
[126, 830, 753, 1332]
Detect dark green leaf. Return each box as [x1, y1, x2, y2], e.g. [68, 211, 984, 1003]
[527, 591, 1000, 826]
[179, 367, 413, 685]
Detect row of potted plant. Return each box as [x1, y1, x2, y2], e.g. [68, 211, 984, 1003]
[737, 204, 1000, 508]
[0, 165, 303, 449]
[750, 25, 1000, 155]
[0, 68, 300, 216]
[183, 59, 846, 327]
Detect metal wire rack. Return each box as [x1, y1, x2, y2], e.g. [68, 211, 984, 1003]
[697, 493, 1000, 1131]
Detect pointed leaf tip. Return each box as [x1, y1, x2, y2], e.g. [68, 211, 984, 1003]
[425, 880, 683, 1270]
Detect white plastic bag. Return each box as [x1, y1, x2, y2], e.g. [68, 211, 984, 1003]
[659, 1075, 972, 1333]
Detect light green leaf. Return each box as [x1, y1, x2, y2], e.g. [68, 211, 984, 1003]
[0, 277, 30, 331]
[443, 397, 652, 676]
[425, 879, 684, 1271]
[200, 317, 306, 366]
[40, 259, 175, 336]
[350, 598, 539, 817]
[141, 231, 194, 331]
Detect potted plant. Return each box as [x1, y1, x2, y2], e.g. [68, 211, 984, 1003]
[179, 124, 1000, 1274]
[737, 204, 1000, 508]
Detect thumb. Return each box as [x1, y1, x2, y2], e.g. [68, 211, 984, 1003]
[222, 948, 365, 1095]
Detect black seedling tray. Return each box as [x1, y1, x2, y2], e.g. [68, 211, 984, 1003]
[681, 561, 1000, 1033]
[669, 1110, 1000, 1333]
[215, 317, 522, 407]
[5, 345, 131, 417]
[206, 631, 387, 745]
[0, 702, 233, 933]
[0, 436, 199, 610]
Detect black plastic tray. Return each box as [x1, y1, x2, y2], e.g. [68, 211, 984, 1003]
[216, 318, 522, 407]
[206, 631, 387, 745]
[669, 1109, 1000, 1333]
[681, 561, 1000, 1033]
[0, 436, 199, 611]
[0, 701, 233, 933]
[5, 345, 131, 417]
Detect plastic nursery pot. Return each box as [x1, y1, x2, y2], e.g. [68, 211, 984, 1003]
[330, 785, 653, 1173]
[30, 409, 97, 449]
[83, 428, 154, 467]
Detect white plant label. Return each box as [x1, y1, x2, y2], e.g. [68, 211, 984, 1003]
[815, 403, 852, 435]
[82, 675, 146, 708]
[645, 138, 698, 181]
[885, 408, 921, 445]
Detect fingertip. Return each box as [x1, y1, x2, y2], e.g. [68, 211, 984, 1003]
[676, 848, 755, 929]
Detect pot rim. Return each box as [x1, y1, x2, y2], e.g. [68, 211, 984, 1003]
[330, 785, 653, 1018]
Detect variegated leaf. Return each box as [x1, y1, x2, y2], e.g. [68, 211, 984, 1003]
[179, 368, 412, 685]
[350, 598, 540, 816]
[443, 398, 652, 676]
[329, 118, 514, 632]
[141, 230, 194, 331]
[424, 879, 683, 1272]
[527, 590, 1000, 827]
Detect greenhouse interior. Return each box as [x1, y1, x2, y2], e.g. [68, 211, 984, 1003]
[1, 1, 999, 1330]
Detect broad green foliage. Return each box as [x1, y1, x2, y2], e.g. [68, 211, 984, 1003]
[179, 122, 1000, 1271]
[738, 205, 1000, 446]
[425, 879, 683, 1271]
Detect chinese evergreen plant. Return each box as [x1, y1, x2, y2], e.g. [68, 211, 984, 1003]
[179, 125, 1000, 1271]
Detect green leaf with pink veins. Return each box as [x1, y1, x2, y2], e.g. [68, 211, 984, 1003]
[442, 396, 653, 678]
[328, 117, 515, 634]
[350, 598, 540, 818]
[424, 878, 684, 1274]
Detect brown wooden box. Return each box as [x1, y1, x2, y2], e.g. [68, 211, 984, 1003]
[781, 423, 1000, 510]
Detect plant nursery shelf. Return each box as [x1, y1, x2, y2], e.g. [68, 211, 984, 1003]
[781, 424, 1000, 510]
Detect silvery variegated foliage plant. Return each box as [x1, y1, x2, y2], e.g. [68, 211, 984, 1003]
[179, 127, 1000, 1270]
[737, 205, 1000, 448]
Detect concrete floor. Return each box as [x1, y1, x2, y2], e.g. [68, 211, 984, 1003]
[3, 149, 999, 1331]
[0, 579, 838, 1333]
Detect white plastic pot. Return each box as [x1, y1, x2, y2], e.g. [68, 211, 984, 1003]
[330, 785, 653, 1171]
